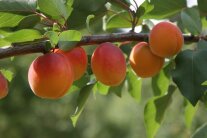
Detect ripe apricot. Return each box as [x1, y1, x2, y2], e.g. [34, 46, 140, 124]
[0, 72, 8, 99]
[91, 42, 126, 86]
[55, 47, 88, 81]
[28, 53, 73, 99]
[149, 22, 183, 57]
[129, 42, 164, 78]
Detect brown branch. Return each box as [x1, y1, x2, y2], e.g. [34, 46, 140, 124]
[0, 33, 206, 59]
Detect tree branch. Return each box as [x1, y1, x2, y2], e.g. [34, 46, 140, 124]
[0, 33, 206, 59]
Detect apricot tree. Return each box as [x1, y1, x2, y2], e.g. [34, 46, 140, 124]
[0, 0, 207, 137]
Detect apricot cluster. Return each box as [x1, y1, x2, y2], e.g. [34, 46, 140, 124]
[130, 22, 183, 78]
[28, 47, 88, 99]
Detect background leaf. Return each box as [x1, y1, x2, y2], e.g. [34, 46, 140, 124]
[181, 7, 202, 35]
[192, 123, 207, 138]
[144, 85, 176, 138]
[126, 68, 142, 102]
[71, 84, 94, 127]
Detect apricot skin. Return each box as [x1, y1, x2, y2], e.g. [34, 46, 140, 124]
[55, 47, 88, 81]
[129, 42, 164, 78]
[149, 22, 184, 58]
[91, 42, 126, 86]
[0, 72, 8, 99]
[28, 53, 73, 99]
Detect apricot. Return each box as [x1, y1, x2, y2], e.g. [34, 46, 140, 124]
[28, 53, 73, 99]
[0, 72, 8, 99]
[55, 47, 88, 81]
[91, 42, 126, 86]
[149, 22, 183, 57]
[129, 42, 164, 78]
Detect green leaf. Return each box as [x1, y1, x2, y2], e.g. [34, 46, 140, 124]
[70, 84, 94, 127]
[192, 123, 207, 138]
[17, 14, 40, 29]
[0, 0, 36, 12]
[106, 11, 132, 29]
[58, 30, 82, 50]
[95, 82, 110, 95]
[184, 99, 197, 129]
[38, 0, 73, 22]
[0, 39, 11, 47]
[0, 12, 25, 28]
[198, 0, 207, 15]
[144, 85, 176, 138]
[144, 0, 186, 19]
[127, 68, 142, 102]
[181, 7, 202, 35]
[45, 31, 59, 47]
[86, 14, 95, 33]
[0, 69, 14, 82]
[152, 68, 170, 96]
[172, 47, 207, 106]
[4, 29, 42, 43]
[136, 0, 154, 18]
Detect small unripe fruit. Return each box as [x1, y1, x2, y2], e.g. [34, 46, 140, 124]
[149, 22, 183, 57]
[129, 42, 164, 78]
[28, 53, 73, 99]
[55, 47, 88, 81]
[91, 42, 126, 86]
[0, 72, 8, 99]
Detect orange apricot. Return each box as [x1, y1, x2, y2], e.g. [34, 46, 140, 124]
[91, 42, 126, 86]
[129, 42, 164, 78]
[28, 53, 73, 99]
[55, 47, 88, 81]
[149, 21, 183, 57]
[0, 72, 8, 99]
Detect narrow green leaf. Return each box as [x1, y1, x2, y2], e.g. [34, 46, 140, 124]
[0, 12, 25, 28]
[58, 30, 82, 50]
[144, 85, 176, 138]
[127, 68, 142, 102]
[181, 7, 202, 35]
[0, 69, 14, 82]
[17, 14, 40, 29]
[192, 123, 207, 138]
[184, 99, 197, 129]
[70, 84, 94, 127]
[0, 0, 36, 12]
[4, 29, 42, 43]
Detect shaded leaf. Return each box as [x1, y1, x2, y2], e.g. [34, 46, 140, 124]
[95, 82, 110, 95]
[45, 31, 59, 47]
[71, 84, 94, 127]
[0, 12, 25, 28]
[181, 7, 202, 35]
[144, 85, 176, 138]
[127, 68, 142, 102]
[109, 80, 125, 97]
[144, 0, 186, 19]
[172, 47, 207, 106]
[0, 0, 36, 12]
